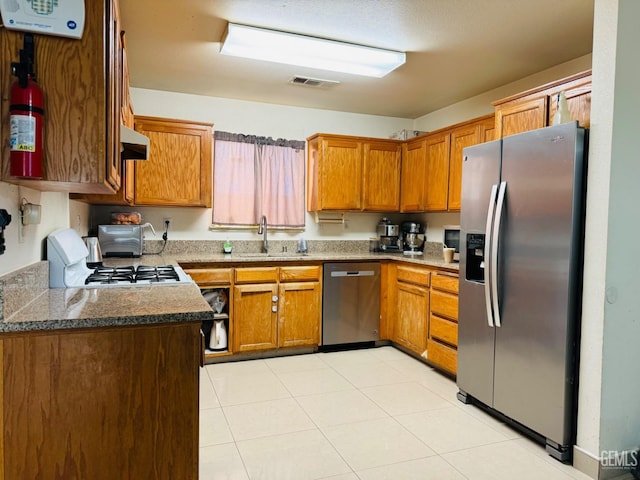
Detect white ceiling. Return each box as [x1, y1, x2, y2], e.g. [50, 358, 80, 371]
[120, 0, 594, 119]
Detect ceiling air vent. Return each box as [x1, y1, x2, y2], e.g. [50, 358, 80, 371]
[289, 76, 340, 88]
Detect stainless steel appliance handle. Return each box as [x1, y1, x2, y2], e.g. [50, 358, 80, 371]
[484, 184, 499, 328]
[330, 271, 375, 277]
[491, 181, 507, 328]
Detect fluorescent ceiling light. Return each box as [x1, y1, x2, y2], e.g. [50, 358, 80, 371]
[220, 23, 406, 78]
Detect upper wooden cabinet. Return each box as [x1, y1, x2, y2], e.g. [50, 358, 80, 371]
[400, 138, 427, 212]
[1, 0, 122, 194]
[307, 135, 362, 210]
[493, 70, 591, 139]
[133, 116, 213, 207]
[362, 141, 401, 211]
[447, 115, 495, 211]
[307, 133, 401, 212]
[424, 132, 451, 211]
[400, 114, 494, 213]
[73, 116, 213, 207]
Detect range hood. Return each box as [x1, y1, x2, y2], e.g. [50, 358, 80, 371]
[120, 125, 149, 160]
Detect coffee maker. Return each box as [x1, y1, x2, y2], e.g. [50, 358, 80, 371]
[376, 217, 400, 251]
[401, 221, 426, 255]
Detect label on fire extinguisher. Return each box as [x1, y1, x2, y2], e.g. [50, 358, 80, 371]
[9, 114, 36, 152]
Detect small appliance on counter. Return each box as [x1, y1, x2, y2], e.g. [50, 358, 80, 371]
[376, 217, 400, 252]
[98, 224, 143, 257]
[401, 221, 425, 255]
[443, 225, 461, 262]
[83, 236, 103, 268]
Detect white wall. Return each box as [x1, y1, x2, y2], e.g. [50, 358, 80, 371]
[594, 0, 640, 456]
[575, 1, 615, 463]
[0, 181, 72, 276]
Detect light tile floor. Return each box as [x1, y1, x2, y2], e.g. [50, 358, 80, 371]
[199, 346, 593, 480]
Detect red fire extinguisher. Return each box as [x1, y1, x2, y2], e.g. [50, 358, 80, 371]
[9, 33, 44, 179]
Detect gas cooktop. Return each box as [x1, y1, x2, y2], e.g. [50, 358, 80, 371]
[84, 265, 193, 286]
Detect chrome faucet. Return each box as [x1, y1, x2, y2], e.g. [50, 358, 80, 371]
[257, 215, 268, 253]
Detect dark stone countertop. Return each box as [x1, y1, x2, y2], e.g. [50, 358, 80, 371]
[0, 245, 458, 334]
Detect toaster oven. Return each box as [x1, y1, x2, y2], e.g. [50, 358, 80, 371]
[98, 224, 143, 257]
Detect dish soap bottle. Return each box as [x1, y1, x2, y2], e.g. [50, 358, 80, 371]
[552, 91, 571, 125]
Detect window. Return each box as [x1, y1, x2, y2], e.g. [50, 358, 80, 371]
[212, 132, 305, 228]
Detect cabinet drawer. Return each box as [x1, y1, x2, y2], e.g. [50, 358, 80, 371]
[430, 314, 458, 346]
[427, 339, 457, 375]
[431, 273, 459, 293]
[235, 267, 278, 284]
[397, 265, 430, 287]
[184, 268, 232, 286]
[430, 289, 458, 320]
[279, 266, 322, 282]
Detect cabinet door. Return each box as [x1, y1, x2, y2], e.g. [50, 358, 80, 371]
[278, 282, 321, 347]
[394, 281, 429, 355]
[0, 0, 120, 194]
[495, 97, 547, 139]
[448, 125, 479, 211]
[319, 138, 362, 210]
[1, 323, 200, 479]
[481, 120, 496, 143]
[133, 117, 213, 207]
[424, 132, 451, 211]
[233, 284, 278, 352]
[362, 141, 401, 211]
[400, 139, 426, 212]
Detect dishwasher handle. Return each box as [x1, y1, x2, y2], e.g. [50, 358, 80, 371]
[330, 270, 375, 277]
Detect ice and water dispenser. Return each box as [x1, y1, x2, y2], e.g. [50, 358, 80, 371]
[465, 233, 486, 283]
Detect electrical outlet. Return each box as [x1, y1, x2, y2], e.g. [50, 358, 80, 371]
[163, 217, 171, 228]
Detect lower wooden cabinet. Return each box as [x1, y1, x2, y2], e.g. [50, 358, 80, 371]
[0, 323, 201, 479]
[233, 266, 322, 353]
[393, 265, 431, 355]
[427, 272, 459, 375]
[183, 263, 322, 357]
[278, 281, 321, 347]
[234, 282, 279, 352]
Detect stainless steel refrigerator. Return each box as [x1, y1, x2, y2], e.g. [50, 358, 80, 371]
[456, 122, 587, 462]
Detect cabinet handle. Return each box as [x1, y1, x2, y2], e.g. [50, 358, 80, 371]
[271, 305, 278, 312]
[436, 272, 459, 279]
[272, 295, 278, 302]
[199, 329, 205, 367]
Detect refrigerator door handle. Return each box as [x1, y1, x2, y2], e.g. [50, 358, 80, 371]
[491, 181, 507, 327]
[484, 183, 499, 327]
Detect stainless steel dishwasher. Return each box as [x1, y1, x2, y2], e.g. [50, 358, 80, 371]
[322, 262, 380, 346]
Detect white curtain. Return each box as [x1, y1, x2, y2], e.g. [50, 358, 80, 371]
[212, 133, 305, 228]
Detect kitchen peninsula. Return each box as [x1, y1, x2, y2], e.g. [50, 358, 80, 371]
[0, 263, 213, 479]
